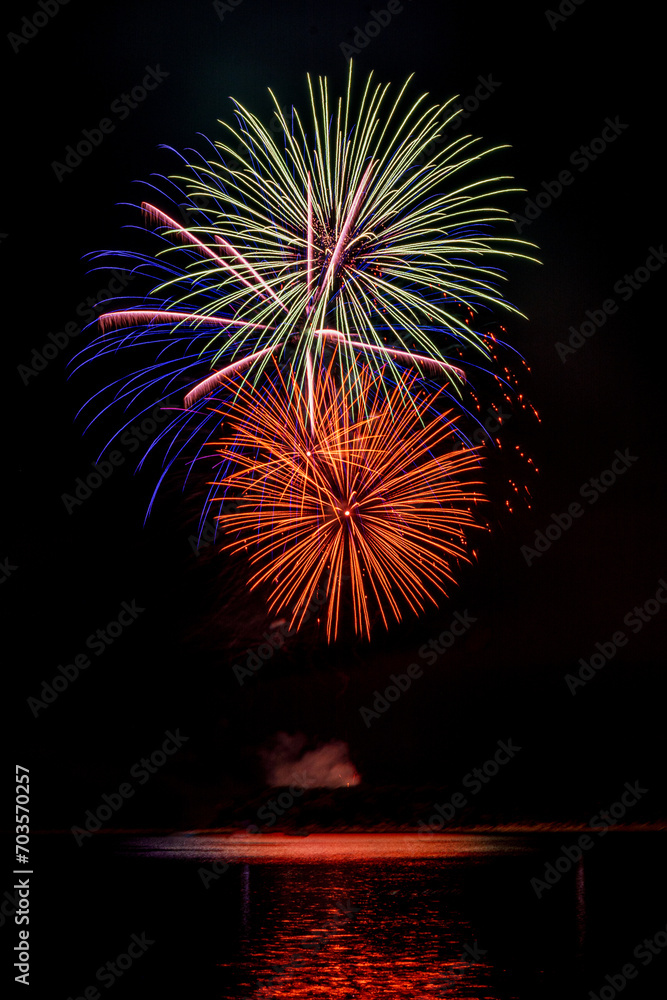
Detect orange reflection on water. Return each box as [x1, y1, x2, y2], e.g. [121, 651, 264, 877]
[203, 835, 526, 999]
[124, 834, 536, 997]
[184, 831, 529, 864]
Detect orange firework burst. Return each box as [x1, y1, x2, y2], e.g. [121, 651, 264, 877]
[208, 360, 486, 640]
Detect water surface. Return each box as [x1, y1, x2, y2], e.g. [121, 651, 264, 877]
[36, 832, 667, 998]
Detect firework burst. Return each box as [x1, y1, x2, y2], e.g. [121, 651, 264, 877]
[208, 357, 485, 641]
[75, 66, 536, 485]
[73, 69, 537, 640]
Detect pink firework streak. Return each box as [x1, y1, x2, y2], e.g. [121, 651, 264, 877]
[98, 310, 272, 335]
[142, 203, 287, 311]
[181, 329, 466, 410]
[313, 161, 375, 304]
[305, 349, 315, 432]
[313, 329, 466, 380]
[183, 344, 286, 409]
[306, 171, 314, 316]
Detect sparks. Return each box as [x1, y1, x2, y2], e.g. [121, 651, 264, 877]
[209, 356, 486, 641]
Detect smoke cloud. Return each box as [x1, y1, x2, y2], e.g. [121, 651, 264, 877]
[260, 732, 361, 788]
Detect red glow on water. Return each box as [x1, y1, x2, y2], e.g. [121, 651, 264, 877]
[207, 835, 507, 998]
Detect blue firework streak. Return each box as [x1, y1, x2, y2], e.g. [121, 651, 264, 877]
[72, 65, 537, 525]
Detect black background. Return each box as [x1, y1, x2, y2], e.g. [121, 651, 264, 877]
[5, 0, 665, 832]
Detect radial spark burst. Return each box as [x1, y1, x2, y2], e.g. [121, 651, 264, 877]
[209, 359, 485, 641]
[72, 69, 537, 639]
[75, 65, 536, 497]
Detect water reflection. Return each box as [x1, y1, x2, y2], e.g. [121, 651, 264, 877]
[125, 831, 532, 862]
[123, 834, 538, 998]
[576, 857, 586, 957]
[235, 866, 495, 998]
[38, 831, 667, 999]
[241, 862, 250, 933]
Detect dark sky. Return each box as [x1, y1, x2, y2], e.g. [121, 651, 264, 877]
[6, 0, 665, 829]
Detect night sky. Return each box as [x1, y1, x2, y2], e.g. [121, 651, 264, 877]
[6, 0, 665, 831]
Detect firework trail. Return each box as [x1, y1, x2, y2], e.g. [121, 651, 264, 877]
[75, 67, 534, 459]
[73, 67, 536, 638]
[208, 355, 485, 640]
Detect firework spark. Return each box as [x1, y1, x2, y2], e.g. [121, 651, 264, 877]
[208, 357, 486, 640]
[72, 69, 536, 639]
[75, 66, 536, 481]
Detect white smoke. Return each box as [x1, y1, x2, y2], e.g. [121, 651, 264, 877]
[260, 732, 361, 788]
